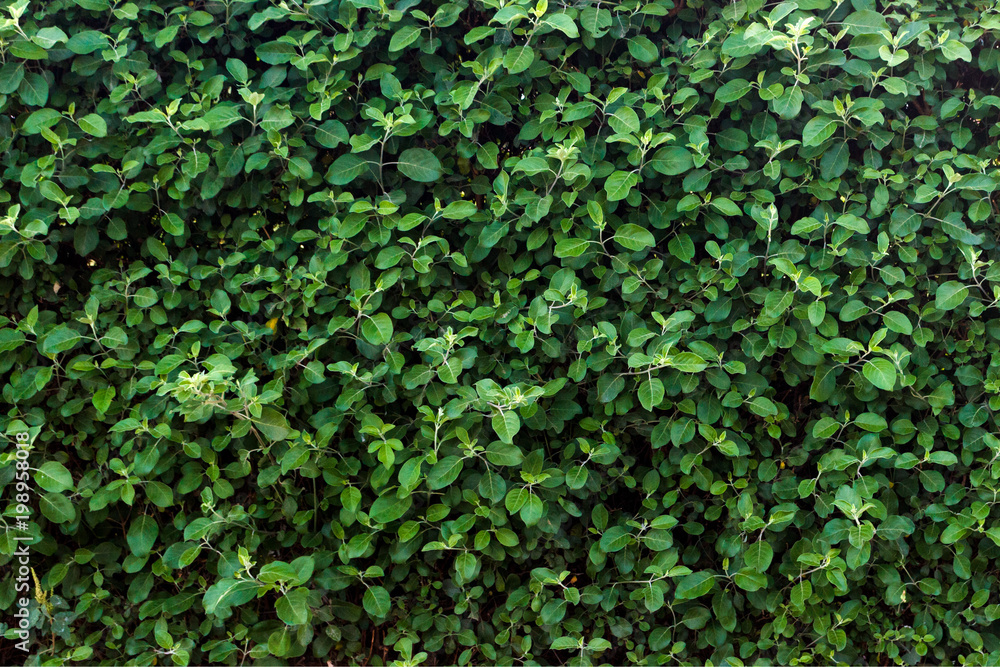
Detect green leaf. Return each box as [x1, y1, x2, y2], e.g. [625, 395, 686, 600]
[566, 466, 588, 490]
[605, 170, 639, 201]
[40, 493, 75, 523]
[161, 213, 185, 236]
[802, 116, 838, 147]
[614, 223, 654, 251]
[92, 385, 115, 413]
[397, 148, 443, 182]
[40, 326, 82, 355]
[715, 78, 752, 103]
[36, 462, 73, 493]
[389, 24, 421, 52]
[638, 377, 664, 411]
[18, 72, 49, 106]
[363, 586, 391, 617]
[370, 493, 412, 524]
[0, 62, 25, 94]
[674, 572, 715, 600]
[362, 313, 394, 345]
[649, 147, 693, 176]
[842, 9, 889, 35]
[478, 470, 507, 502]
[492, 411, 521, 444]
[520, 494, 544, 525]
[599, 526, 631, 553]
[863, 358, 897, 391]
[78, 113, 108, 137]
[771, 86, 803, 119]
[554, 238, 592, 258]
[541, 14, 578, 38]
[203, 579, 260, 618]
[253, 407, 292, 441]
[503, 45, 535, 73]
[935, 281, 969, 311]
[854, 412, 888, 433]
[275, 588, 310, 626]
[940, 40, 972, 62]
[883, 311, 912, 335]
[66, 30, 107, 54]
[145, 482, 174, 508]
[744, 541, 773, 573]
[628, 35, 658, 63]
[669, 352, 708, 373]
[326, 154, 369, 185]
[127, 515, 159, 557]
[427, 455, 464, 490]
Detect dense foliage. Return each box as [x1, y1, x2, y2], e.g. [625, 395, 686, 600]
[4, 0, 1000, 664]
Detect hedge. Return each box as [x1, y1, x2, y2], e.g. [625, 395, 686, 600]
[3, 0, 1000, 664]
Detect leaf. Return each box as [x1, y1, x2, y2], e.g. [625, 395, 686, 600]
[863, 358, 897, 391]
[397, 148, 443, 182]
[854, 412, 888, 433]
[883, 311, 912, 335]
[389, 24, 422, 52]
[363, 586, 391, 617]
[941, 215, 982, 245]
[542, 14, 578, 38]
[161, 213, 185, 236]
[715, 78, 752, 103]
[940, 40, 972, 62]
[78, 113, 108, 137]
[599, 526, 630, 553]
[326, 154, 369, 185]
[674, 572, 715, 600]
[66, 30, 107, 54]
[771, 86, 803, 119]
[92, 385, 115, 413]
[554, 238, 592, 258]
[638, 377, 664, 411]
[0, 62, 25, 94]
[605, 170, 639, 201]
[520, 494, 544, 525]
[40, 493, 75, 524]
[145, 482, 174, 508]
[127, 515, 159, 557]
[478, 470, 506, 502]
[362, 313, 394, 345]
[18, 72, 49, 107]
[492, 411, 521, 444]
[628, 35, 658, 63]
[802, 116, 838, 146]
[842, 9, 889, 35]
[614, 223, 654, 251]
[669, 352, 707, 373]
[36, 462, 73, 493]
[275, 588, 310, 626]
[40, 326, 82, 354]
[369, 493, 412, 524]
[314, 120, 349, 148]
[791, 581, 812, 607]
[503, 45, 535, 73]
[253, 407, 291, 441]
[427, 456, 464, 489]
[649, 146, 693, 176]
[566, 466, 588, 490]
[744, 541, 773, 573]
[935, 281, 969, 311]
[203, 579, 260, 618]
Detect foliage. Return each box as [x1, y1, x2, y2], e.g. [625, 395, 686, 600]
[2, 0, 1000, 664]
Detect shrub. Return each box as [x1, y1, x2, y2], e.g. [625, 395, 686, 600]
[3, 0, 1000, 664]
